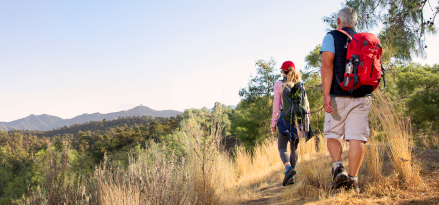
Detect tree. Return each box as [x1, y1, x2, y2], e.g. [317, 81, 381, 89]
[395, 63, 439, 134]
[325, 0, 438, 62]
[232, 98, 273, 149]
[180, 107, 211, 133]
[303, 45, 325, 133]
[233, 58, 281, 149]
[211, 102, 232, 136]
[304, 44, 323, 74]
[239, 58, 281, 100]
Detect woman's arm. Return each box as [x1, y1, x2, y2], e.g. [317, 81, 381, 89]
[271, 81, 282, 128]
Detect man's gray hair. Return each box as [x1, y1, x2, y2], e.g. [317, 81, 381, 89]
[337, 7, 357, 28]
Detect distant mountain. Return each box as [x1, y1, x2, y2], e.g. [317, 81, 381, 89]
[0, 106, 182, 131]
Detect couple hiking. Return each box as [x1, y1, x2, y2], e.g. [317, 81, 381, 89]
[271, 7, 383, 193]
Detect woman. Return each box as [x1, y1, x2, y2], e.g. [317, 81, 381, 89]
[271, 61, 310, 186]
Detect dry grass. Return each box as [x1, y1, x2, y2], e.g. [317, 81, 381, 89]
[297, 134, 331, 190]
[16, 91, 435, 204]
[364, 141, 382, 180]
[230, 140, 283, 202]
[234, 140, 279, 183]
[94, 108, 238, 205]
[237, 90, 431, 204]
[370, 90, 422, 186]
[95, 145, 193, 205]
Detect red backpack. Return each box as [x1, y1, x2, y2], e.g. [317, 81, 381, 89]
[336, 29, 385, 92]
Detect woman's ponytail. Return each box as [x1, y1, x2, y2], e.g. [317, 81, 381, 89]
[282, 67, 302, 90]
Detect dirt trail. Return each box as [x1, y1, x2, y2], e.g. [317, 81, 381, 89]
[242, 149, 439, 205]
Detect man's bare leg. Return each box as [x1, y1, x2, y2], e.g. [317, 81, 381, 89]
[328, 138, 348, 189]
[327, 138, 343, 162]
[348, 140, 365, 176]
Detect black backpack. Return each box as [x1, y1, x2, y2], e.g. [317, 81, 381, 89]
[281, 82, 308, 125]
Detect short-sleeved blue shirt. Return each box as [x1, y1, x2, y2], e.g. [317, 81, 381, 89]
[320, 33, 335, 54]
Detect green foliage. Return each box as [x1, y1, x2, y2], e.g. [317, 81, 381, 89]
[302, 72, 325, 134]
[0, 105, 237, 204]
[239, 58, 281, 100]
[304, 44, 322, 73]
[0, 115, 183, 204]
[0, 168, 32, 205]
[303, 44, 325, 134]
[233, 58, 281, 149]
[212, 102, 233, 136]
[363, 62, 438, 145]
[180, 103, 233, 138]
[9, 115, 180, 139]
[181, 107, 211, 131]
[233, 97, 273, 149]
[0, 132, 44, 204]
[322, 13, 338, 31]
[394, 63, 439, 133]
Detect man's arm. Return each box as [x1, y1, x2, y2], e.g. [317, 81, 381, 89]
[321, 51, 335, 113]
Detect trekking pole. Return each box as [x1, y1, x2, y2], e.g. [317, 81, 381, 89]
[270, 126, 275, 140]
[310, 107, 324, 114]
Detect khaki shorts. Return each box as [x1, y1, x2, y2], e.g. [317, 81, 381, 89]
[324, 95, 372, 142]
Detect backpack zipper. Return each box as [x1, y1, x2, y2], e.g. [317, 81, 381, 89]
[370, 56, 374, 78]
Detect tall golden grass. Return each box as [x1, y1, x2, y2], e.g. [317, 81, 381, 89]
[369, 90, 421, 185]
[16, 90, 424, 204]
[364, 141, 382, 180]
[95, 144, 194, 205]
[92, 108, 238, 205]
[298, 134, 331, 189]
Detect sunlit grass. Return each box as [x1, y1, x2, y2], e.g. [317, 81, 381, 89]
[15, 91, 429, 204]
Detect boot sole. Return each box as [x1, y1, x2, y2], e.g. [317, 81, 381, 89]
[286, 177, 296, 185]
[331, 173, 348, 189]
[282, 169, 297, 186]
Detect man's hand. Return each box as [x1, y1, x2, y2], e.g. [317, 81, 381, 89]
[323, 95, 333, 113]
[271, 126, 276, 133]
[321, 51, 335, 114]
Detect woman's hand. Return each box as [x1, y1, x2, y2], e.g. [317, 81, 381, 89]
[271, 126, 276, 132]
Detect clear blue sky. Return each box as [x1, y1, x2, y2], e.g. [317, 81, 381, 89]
[0, 0, 438, 122]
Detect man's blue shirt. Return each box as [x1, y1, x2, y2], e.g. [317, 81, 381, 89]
[320, 33, 335, 54]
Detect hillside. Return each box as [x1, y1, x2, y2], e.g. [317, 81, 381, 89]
[9, 114, 182, 139]
[0, 105, 181, 131]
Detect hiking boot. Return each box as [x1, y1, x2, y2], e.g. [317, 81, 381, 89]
[331, 165, 348, 189]
[286, 175, 296, 185]
[282, 168, 296, 186]
[345, 179, 360, 193]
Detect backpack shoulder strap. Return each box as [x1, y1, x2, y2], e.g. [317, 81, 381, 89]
[282, 84, 293, 101]
[294, 82, 305, 92]
[297, 82, 306, 107]
[335, 29, 352, 40]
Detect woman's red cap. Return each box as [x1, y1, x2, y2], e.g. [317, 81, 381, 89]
[280, 61, 295, 71]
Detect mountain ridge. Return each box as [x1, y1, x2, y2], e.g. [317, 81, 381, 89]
[0, 106, 182, 131]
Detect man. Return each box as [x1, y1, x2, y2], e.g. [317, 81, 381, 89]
[320, 7, 372, 193]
